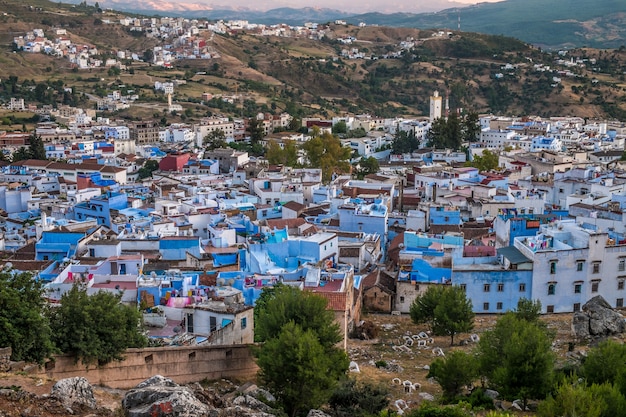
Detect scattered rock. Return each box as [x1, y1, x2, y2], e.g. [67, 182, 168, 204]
[484, 389, 499, 400]
[232, 394, 273, 413]
[122, 375, 213, 417]
[50, 377, 97, 409]
[572, 296, 626, 340]
[307, 410, 331, 417]
[418, 392, 435, 401]
[0, 347, 11, 372]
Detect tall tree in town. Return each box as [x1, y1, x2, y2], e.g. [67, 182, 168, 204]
[0, 270, 54, 364]
[248, 117, 265, 144]
[410, 285, 474, 345]
[49, 284, 147, 366]
[28, 134, 47, 160]
[477, 312, 554, 408]
[255, 285, 348, 416]
[302, 131, 351, 182]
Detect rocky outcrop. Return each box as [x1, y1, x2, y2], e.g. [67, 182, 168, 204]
[50, 377, 97, 409]
[122, 375, 213, 417]
[572, 295, 626, 340]
[0, 347, 11, 372]
[306, 410, 332, 417]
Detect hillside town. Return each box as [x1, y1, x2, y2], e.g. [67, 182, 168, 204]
[1, 82, 626, 351]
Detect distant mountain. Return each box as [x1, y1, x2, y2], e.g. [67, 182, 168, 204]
[346, 0, 626, 49]
[76, 0, 626, 48]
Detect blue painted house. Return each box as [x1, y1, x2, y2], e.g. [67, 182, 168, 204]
[36, 231, 86, 261]
[452, 246, 533, 313]
[159, 236, 202, 260]
[74, 191, 128, 227]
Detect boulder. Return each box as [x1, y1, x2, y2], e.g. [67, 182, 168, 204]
[122, 375, 213, 417]
[50, 377, 97, 409]
[232, 395, 273, 413]
[418, 392, 435, 401]
[484, 389, 499, 400]
[306, 410, 332, 417]
[0, 347, 11, 372]
[572, 296, 626, 340]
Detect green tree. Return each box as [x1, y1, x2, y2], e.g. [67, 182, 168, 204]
[410, 285, 474, 345]
[255, 285, 348, 417]
[537, 379, 626, 417]
[256, 322, 348, 417]
[462, 111, 480, 143]
[49, 284, 147, 366]
[427, 112, 462, 150]
[302, 131, 351, 182]
[332, 121, 348, 134]
[515, 298, 542, 323]
[477, 313, 554, 408]
[255, 285, 342, 348]
[354, 156, 379, 179]
[328, 378, 389, 417]
[248, 117, 265, 144]
[428, 350, 478, 400]
[0, 270, 54, 364]
[12, 147, 30, 162]
[28, 134, 47, 160]
[204, 129, 227, 150]
[137, 160, 159, 179]
[391, 130, 419, 154]
[467, 149, 499, 172]
[582, 340, 626, 386]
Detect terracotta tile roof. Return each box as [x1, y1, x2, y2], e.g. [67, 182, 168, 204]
[266, 218, 306, 230]
[316, 292, 347, 311]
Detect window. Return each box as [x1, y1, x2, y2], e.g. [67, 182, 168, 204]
[43, 255, 49, 261]
[519, 283, 526, 292]
[241, 317, 247, 329]
[548, 284, 556, 295]
[593, 262, 601, 274]
[483, 302, 490, 311]
[550, 261, 557, 274]
[460, 284, 466, 292]
[574, 283, 582, 294]
[186, 313, 194, 333]
[497, 283, 504, 292]
[619, 280, 625, 290]
[209, 316, 217, 332]
[573, 303, 581, 312]
[592, 281, 600, 293]
[496, 302, 503, 310]
[620, 259, 625, 272]
[577, 261, 584, 272]
[484, 284, 491, 292]
[559, 188, 564, 193]
[89, 248, 95, 257]
[400, 296, 405, 303]
[618, 299, 624, 308]
[547, 305, 555, 313]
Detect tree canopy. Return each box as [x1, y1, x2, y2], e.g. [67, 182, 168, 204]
[0, 270, 54, 363]
[391, 130, 420, 154]
[302, 131, 351, 183]
[477, 312, 554, 407]
[409, 285, 475, 345]
[254, 285, 348, 417]
[428, 350, 478, 400]
[266, 139, 299, 167]
[203, 129, 227, 150]
[467, 149, 499, 172]
[49, 284, 147, 366]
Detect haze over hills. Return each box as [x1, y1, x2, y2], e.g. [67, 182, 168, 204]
[82, 0, 626, 49]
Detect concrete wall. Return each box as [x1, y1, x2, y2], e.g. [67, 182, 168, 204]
[41, 344, 258, 389]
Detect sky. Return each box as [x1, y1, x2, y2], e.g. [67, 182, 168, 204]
[107, 0, 503, 14]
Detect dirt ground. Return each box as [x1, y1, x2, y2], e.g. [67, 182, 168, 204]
[347, 313, 583, 414]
